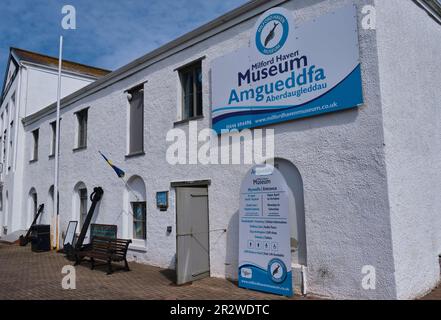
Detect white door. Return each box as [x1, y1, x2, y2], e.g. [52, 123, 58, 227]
[176, 187, 210, 285]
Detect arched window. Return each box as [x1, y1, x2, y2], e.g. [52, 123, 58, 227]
[48, 186, 59, 225]
[125, 175, 147, 243]
[73, 182, 88, 229]
[27, 188, 38, 226]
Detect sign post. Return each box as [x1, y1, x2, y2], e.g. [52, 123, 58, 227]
[239, 164, 293, 297]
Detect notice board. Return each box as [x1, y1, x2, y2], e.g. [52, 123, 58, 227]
[90, 224, 117, 239]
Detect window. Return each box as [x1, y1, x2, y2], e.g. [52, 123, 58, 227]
[28, 188, 38, 226]
[0, 113, 3, 165]
[4, 106, 8, 168]
[128, 86, 144, 155]
[2, 128, 6, 166]
[9, 95, 15, 169]
[179, 62, 202, 120]
[132, 202, 146, 240]
[31, 129, 39, 161]
[76, 109, 88, 149]
[50, 122, 57, 156]
[10, 94, 15, 125]
[125, 175, 146, 244]
[79, 188, 88, 229]
[8, 140, 12, 170]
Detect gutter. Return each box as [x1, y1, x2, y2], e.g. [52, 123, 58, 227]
[22, 0, 288, 127]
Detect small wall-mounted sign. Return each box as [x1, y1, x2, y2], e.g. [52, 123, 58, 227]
[90, 224, 117, 239]
[156, 191, 169, 211]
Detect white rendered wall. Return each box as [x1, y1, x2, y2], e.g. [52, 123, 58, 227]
[376, 0, 441, 299]
[20, 0, 403, 299]
[0, 74, 19, 233]
[24, 66, 96, 117]
[1, 63, 101, 234]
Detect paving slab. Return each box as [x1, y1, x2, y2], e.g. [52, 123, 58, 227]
[0, 244, 309, 300]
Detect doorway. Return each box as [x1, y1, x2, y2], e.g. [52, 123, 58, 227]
[176, 186, 210, 285]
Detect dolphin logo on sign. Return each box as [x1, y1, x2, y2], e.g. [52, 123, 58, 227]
[264, 23, 279, 47]
[255, 13, 289, 55]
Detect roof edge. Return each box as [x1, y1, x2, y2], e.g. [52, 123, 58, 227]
[11, 47, 112, 74]
[414, 0, 441, 24]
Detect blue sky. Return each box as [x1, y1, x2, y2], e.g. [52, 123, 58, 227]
[0, 0, 248, 80]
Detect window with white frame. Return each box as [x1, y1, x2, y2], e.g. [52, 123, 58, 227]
[8, 95, 14, 170]
[4, 106, 8, 168]
[31, 129, 39, 162]
[127, 86, 144, 155]
[179, 61, 203, 121]
[75, 108, 88, 149]
[50, 121, 57, 157]
[132, 202, 146, 240]
[125, 176, 147, 244]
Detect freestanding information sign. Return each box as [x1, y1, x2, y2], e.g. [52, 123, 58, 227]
[239, 165, 293, 297]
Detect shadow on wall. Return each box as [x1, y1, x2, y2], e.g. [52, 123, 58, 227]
[225, 210, 239, 280]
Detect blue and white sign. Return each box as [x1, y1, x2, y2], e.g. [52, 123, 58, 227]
[211, 5, 363, 133]
[239, 165, 293, 297]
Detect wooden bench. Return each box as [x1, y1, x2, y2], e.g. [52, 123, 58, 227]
[75, 236, 132, 274]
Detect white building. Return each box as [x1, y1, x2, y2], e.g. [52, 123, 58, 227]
[0, 48, 110, 234]
[2, 0, 441, 300]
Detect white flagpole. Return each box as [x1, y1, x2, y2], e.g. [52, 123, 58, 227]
[53, 35, 63, 250]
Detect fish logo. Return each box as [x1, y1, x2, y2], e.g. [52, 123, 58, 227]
[268, 259, 287, 283]
[264, 23, 279, 47]
[255, 12, 290, 55]
[272, 263, 281, 277]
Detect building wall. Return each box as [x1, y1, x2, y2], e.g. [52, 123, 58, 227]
[0, 63, 102, 234]
[20, 0, 403, 299]
[24, 66, 96, 117]
[376, 0, 441, 299]
[0, 72, 19, 234]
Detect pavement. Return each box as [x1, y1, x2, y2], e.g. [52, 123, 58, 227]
[0, 244, 308, 300]
[1, 244, 440, 300]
